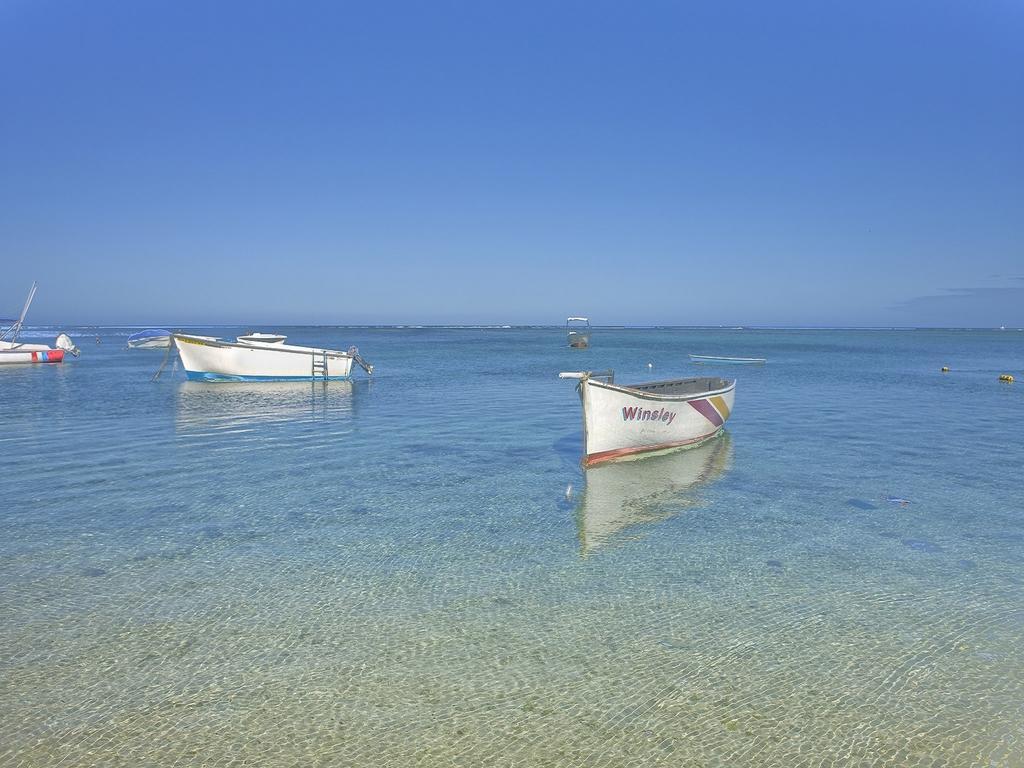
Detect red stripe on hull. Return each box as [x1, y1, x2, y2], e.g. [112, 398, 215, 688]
[584, 429, 721, 466]
[17, 349, 64, 364]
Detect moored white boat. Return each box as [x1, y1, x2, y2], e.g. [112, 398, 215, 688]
[172, 332, 373, 381]
[560, 370, 736, 466]
[0, 282, 79, 365]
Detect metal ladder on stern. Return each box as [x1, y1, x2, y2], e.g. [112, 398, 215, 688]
[311, 350, 329, 381]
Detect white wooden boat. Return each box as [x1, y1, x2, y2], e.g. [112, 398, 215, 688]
[689, 354, 766, 365]
[566, 317, 590, 349]
[172, 332, 372, 381]
[0, 282, 79, 365]
[560, 370, 735, 466]
[127, 329, 172, 349]
[577, 431, 732, 554]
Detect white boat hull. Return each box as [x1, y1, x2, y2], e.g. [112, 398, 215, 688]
[0, 348, 65, 365]
[0, 340, 65, 365]
[573, 374, 736, 465]
[174, 335, 354, 381]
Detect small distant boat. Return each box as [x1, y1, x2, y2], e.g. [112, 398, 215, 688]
[560, 370, 736, 466]
[127, 329, 172, 349]
[567, 317, 590, 349]
[237, 332, 287, 344]
[0, 282, 79, 365]
[689, 354, 766, 365]
[172, 332, 373, 381]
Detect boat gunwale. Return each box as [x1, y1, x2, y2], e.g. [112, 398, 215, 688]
[0, 342, 54, 352]
[585, 375, 735, 403]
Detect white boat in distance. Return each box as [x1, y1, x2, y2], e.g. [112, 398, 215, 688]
[173, 333, 373, 382]
[237, 332, 287, 344]
[0, 282, 79, 365]
[566, 317, 590, 349]
[560, 370, 735, 466]
[689, 354, 766, 365]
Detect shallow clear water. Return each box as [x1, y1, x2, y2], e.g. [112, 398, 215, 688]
[1, 327, 1022, 766]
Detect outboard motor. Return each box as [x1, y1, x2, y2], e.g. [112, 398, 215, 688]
[55, 333, 80, 357]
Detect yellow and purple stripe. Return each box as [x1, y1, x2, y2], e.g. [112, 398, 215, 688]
[688, 395, 730, 426]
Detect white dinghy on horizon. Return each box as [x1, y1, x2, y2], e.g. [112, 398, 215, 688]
[172, 332, 373, 382]
[560, 370, 736, 466]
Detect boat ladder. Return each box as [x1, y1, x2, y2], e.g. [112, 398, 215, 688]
[312, 350, 329, 381]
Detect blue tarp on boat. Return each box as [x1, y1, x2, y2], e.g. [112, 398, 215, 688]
[127, 329, 172, 348]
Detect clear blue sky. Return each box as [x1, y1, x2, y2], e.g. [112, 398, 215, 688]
[2, 1, 1021, 326]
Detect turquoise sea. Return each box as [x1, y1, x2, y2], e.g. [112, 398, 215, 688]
[1, 327, 1022, 767]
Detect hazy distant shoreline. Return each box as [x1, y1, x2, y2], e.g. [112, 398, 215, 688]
[16, 324, 1024, 332]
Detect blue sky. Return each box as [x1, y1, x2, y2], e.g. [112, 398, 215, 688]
[1, 1, 1021, 326]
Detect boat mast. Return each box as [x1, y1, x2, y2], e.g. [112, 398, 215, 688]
[1, 282, 37, 343]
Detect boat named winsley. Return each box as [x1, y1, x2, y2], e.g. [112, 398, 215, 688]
[560, 370, 736, 466]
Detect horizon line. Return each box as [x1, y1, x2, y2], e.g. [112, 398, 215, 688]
[16, 323, 1024, 332]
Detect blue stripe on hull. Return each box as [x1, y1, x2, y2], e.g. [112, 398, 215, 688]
[185, 371, 352, 382]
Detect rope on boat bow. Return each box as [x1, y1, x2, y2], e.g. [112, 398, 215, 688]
[348, 346, 373, 375]
[152, 334, 179, 381]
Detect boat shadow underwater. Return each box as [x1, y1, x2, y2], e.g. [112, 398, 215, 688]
[175, 380, 355, 433]
[575, 431, 733, 555]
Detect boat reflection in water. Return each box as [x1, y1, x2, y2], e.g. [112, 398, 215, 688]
[575, 431, 733, 555]
[175, 380, 355, 433]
